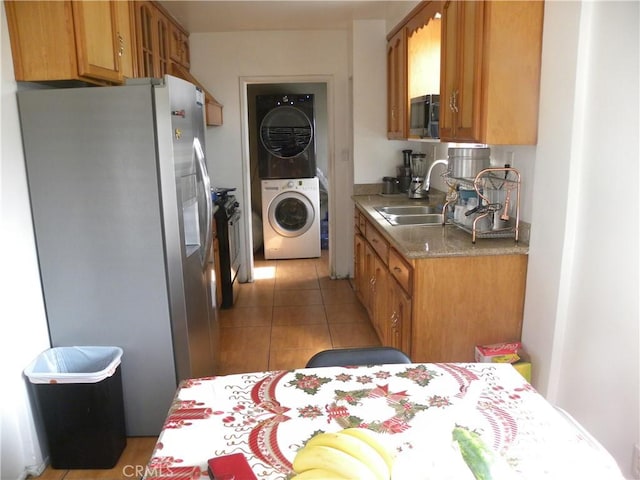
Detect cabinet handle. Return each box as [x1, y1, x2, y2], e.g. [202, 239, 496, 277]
[452, 90, 459, 113]
[117, 33, 124, 57]
[393, 266, 402, 274]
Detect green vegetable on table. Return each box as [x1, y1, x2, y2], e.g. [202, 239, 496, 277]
[452, 426, 502, 480]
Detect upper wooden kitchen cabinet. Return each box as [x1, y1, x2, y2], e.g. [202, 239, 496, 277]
[5, 1, 132, 84]
[386, 1, 443, 140]
[134, 1, 222, 125]
[134, 1, 171, 79]
[439, 0, 544, 145]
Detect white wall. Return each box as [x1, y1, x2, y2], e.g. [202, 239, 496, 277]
[521, 2, 639, 477]
[0, 3, 51, 478]
[352, 20, 417, 183]
[189, 30, 353, 278]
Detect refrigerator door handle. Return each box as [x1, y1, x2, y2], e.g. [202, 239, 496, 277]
[194, 138, 212, 269]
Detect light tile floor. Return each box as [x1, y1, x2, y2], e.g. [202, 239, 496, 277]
[217, 250, 381, 375]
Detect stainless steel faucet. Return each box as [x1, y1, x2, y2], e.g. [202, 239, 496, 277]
[422, 159, 448, 192]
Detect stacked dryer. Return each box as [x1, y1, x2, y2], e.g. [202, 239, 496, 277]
[257, 94, 320, 260]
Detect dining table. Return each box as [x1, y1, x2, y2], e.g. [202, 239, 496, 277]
[143, 363, 623, 479]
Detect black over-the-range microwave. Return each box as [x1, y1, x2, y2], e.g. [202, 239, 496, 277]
[410, 94, 440, 139]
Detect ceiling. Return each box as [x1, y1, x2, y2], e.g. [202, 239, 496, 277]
[159, 1, 419, 33]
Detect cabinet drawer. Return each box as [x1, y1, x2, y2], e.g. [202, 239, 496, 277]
[389, 249, 412, 294]
[365, 221, 389, 264]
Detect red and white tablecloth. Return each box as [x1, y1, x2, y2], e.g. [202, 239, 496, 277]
[144, 363, 622, 479]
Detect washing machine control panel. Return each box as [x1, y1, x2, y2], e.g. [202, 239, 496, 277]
[282, 178, 317, 191]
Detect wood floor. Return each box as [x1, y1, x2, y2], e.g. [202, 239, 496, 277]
[29, 437, 158, 480]
[31, 251, 379, 479]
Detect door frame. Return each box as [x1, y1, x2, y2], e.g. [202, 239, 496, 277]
[239, 75, 335, 281]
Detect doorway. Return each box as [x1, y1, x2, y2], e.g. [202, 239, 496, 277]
[240, 78, 332, 280]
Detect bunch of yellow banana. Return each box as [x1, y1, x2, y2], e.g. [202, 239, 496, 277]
[291, 427, 395, 480]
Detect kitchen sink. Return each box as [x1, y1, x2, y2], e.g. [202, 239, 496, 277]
[383, 213, 444, 226]
[376, 205, 437, 216]
[374, 205, 444, 226]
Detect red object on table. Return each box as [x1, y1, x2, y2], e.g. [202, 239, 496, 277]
[208, 453, 257, 480]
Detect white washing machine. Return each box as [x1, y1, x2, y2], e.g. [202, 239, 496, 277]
[261, 177, 320, 260]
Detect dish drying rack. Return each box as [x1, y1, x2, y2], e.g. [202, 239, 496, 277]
[442, 167, 521, 243]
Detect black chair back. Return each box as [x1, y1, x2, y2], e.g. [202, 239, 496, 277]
[305, 347, 412, 368]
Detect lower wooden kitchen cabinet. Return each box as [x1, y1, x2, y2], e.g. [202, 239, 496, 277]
[354, 207, 527, 363]
[410, 254, 527, 362]
[355, 211, 412, 352]
[355, 233, 384, 336]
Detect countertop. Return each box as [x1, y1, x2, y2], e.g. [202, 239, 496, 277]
[353, 193, 529, 260]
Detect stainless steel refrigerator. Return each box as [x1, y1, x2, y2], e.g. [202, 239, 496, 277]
[18, 75, 218, 435]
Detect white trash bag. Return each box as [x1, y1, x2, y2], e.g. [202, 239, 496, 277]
[24, 346, 123, 384]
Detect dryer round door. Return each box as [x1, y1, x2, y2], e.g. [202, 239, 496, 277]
[268, 191, 315, 238]
[260, 106, 313, 159]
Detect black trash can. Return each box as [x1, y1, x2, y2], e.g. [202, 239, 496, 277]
[24, 346, 127, 469]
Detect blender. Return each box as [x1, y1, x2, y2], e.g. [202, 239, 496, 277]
[408, 153, 429, 199]
[396, 149, 412, 193]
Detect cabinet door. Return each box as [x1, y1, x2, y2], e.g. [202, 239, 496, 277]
[411, 255, 527, 363]
[115, 0, 137, 79]
[180, 33, 191, 69]
[387, 29, 407, 139]
[363, 243, 376, 319]
[371, 254, 390, 343]
[170, 23, 190, 69]
[388, 279, 411, 353]
[454, 0, 483, 141]
[134, 1, 169, 78]
[354, 233, 368, 306]
[156, 11, 171, 77]
[440, 0, 483, 142]
[5, 1, 76, 82]
[72, 1, 123, 83]
[135, 1, 156, 77]
[439, 0, 458, 140]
